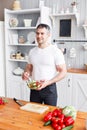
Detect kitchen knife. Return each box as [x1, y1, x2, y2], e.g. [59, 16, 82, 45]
[13, 98, 24, 106]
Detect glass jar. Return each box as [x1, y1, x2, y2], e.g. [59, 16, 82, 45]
[18, 36, 25, 44]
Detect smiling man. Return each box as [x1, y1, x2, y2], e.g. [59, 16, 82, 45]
[22, 23, 67, 106]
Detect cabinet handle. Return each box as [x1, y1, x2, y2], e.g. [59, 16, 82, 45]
[68, 78, 70, 87]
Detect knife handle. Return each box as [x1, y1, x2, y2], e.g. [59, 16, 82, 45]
[13, 98, 23, 106]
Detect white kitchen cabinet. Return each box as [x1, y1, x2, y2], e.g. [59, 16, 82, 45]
[4, 7, 51, 100]
[7, 76, 30, 101]
[20, 80, 30, 101]
[72, 73, 87, 112]
[57, 72, 87, 112]
[7, 78, 22, 99]
[57, 73, 72, 108]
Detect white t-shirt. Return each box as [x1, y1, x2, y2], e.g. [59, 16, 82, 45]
[28, 44, 65, 81]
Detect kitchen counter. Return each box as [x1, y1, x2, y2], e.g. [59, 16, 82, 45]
[67, 68, 87, 74]
[0, 98, 87, 130]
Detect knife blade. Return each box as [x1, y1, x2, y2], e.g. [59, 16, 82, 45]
[13, 98, 24, 106]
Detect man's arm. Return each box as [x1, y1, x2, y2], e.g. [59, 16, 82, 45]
[51, 64, 67, 83]
[22, 64, 33, 80]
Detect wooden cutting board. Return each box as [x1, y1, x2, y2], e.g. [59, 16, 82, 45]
[20, 103, 49, 114]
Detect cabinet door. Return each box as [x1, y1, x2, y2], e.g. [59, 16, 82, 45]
[20, 81, 30, 101]
[56, 73, 72, 107]
[6, 78, 30, 101]
[6, 78, 22, 99]
[72, 74, 87, 112]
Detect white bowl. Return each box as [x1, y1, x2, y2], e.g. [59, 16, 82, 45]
[12, 67, 24, 76]
[24, 19, 32, 27]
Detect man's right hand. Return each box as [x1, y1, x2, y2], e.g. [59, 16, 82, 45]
[22, 72, 30, 80]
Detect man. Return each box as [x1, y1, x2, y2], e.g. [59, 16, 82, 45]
[22, 23, 67, 106]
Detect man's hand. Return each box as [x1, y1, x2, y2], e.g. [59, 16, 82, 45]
[37, 80, 50, 90]
[22, 72, 30, 80]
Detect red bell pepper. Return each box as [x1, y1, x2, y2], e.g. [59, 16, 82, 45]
[64, 116, 74, 126]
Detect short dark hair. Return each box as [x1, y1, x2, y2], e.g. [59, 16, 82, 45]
[36, 23, 50, 32]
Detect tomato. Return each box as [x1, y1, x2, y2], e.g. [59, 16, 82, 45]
[58, 113, 65, 120]
[57, 109, 62, 117]
[52, 109, 59, 117]
[0, 98, 5, 105]
[52, 123, 58, 129]
[52, 108, 62, 117]
[43, 112, 52, 122]
[60, 124, 65, 129]
[58, 118, 63, 126]
[36, 81, 42, 87]
[51, 117, 59, 124]
[55, 125, 62, 130]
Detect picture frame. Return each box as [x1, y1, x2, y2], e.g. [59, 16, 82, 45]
[59, 19, 71, 37]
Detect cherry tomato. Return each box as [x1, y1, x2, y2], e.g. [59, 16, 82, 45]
[51, 117, 59, 124]
[0, 98, 5, 105]
[55, 125, 62, 130]
[60, 124, 65, 129]
[52, 109, 59, 117]
[43, 112, 52, 122]
[36, 81, 42, 87]
[58, 118, 63, 126]
[52, 108, 62, 117]
[52, 123, 58, 129]
[57, 109, 62, 117]
[58, 113, 65, 120]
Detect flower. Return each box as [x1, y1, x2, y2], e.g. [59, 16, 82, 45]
[71, 1, 78, 6]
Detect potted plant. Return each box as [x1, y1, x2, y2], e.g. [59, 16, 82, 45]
[71, 1, 78, 13]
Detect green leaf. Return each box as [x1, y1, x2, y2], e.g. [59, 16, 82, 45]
[62, 125, 73, 130]
[43, 120, 51, 126]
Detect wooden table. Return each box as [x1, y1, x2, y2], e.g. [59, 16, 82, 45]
[0, 98, 87, 130]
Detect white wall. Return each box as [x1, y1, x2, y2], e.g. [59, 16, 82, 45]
[0, 21, 5, 96]
[19, 0, 87, 69]
[19, 0, 87, 39]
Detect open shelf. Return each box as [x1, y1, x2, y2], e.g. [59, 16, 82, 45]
[50, 12, 80, 26]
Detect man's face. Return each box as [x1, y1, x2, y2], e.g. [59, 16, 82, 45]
[36, 27, 50, 45]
